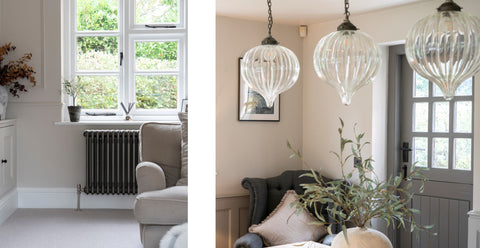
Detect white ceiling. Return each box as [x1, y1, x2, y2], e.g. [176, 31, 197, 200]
[216, 0, 430, 25]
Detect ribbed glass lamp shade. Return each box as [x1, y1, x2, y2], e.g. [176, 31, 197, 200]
[241, 44, 300, 107]
[405, 8, 480, 100]
[313, 30, 381, 105]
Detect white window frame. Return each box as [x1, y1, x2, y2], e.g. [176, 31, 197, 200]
[63, 0, 187, 121]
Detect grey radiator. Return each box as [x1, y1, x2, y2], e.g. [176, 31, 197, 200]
[83, 130, 139, 195]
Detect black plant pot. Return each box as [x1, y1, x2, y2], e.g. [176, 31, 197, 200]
[68, 106, 82, 122]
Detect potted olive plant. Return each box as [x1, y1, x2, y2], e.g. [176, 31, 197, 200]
[288, 119, 433, 247]
[62, 77, 84, 122]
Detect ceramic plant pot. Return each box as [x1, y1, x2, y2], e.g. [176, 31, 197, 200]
[332, 227, 392, 248]
[68, 106, 82, 122]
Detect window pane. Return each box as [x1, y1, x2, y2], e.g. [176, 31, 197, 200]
[77, 76, 118, 109]
[433, 102, 449, 132]
[433, 83, 442, 97]
[414, 73, 428, 97]
[413, 102, 428, 132]
[136, 75, 177, 109]
[136, 41, 178, 71]
[77, 0, 118, 31]
[432, 138, 448, 169]
[455, 78, 473, 96]
[77, 36, 119, 71]
[136, 0, 179, 24]
[454, 138, 471, 170]
[455, 101, 472, 133]
[413, 137, 428, 167]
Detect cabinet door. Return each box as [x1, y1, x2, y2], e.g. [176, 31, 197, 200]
[0, 126, 15, 196]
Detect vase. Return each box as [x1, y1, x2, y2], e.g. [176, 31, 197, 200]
[331, 227, 392, 248]
[68, 106, 82, 122]
[0, 86, 9, 120]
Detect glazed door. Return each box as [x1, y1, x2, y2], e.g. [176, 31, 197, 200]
[389, 45, 473, 248]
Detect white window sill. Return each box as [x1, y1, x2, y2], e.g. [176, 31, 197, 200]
[54, 120, 179, 126]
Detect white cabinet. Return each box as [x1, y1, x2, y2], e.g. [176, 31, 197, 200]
[0, 120, 15, 198]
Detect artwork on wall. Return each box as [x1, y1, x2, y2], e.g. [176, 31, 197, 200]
[238, 58, 280, 122]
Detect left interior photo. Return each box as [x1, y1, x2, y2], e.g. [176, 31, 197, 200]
[0, 0, 188, 247]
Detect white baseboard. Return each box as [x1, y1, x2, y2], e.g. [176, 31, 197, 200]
[0, 189, 18, 225]
[18, 188, 135, 209]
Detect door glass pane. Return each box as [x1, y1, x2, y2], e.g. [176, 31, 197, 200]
[414, 73, 428, 97]
[136, 0, 179, 24]
[433, 102, 449, 132]
[136, 75, 178, 109]
[454, 138, 471, 170]
[413, 137, 428, 167]
[455, 78, 473, 96]
[77, 0, 118, 31]
[455, 101, 472, 133]
[432, 138, 449, 169]
[77, 76, 118, 109]
[413, 102, 428, 132]
[77, 36, 119, 71]
[135, 41, 178, 71]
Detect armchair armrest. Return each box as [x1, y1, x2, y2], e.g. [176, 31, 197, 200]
[136, 161, 166, 194]
[233, 233, 263, 248]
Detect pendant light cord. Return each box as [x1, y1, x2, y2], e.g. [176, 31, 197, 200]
[261, 0, 279, 45]
[344, 0, 350, 21]
[337, 0, 357, 31]
[267, 0, 273, 37]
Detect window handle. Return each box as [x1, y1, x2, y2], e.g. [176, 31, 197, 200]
[145, 24, 176, 28]
[120, 52, 123, 66]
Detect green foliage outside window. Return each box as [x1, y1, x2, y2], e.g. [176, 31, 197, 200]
[75, 0, 179, 110]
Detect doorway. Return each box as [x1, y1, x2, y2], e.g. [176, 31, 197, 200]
[387, 45, 473, 248]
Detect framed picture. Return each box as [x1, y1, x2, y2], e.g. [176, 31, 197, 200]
[238, 58, 280, 121]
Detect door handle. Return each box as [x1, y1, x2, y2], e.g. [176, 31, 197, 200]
[400, 142, 412, 163]
[1, 159, 7, 164]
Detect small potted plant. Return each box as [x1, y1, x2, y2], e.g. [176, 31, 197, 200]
[288, 119, 433, 247]
[62, 76, 84, 122]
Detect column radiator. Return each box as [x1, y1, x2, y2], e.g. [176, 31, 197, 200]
[82, 130, 140, 195]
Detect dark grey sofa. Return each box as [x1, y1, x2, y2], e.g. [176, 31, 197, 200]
[233, 170, 344, 248]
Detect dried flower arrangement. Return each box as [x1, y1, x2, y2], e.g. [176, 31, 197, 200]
[0, 42, 36, 97]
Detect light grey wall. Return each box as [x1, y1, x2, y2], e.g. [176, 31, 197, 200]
[1, 0, 138, 188]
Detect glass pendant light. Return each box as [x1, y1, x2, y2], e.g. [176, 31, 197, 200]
[241, 0, 300, 108]
[405, 0, 480, 100]
[313, 0, 381, 106]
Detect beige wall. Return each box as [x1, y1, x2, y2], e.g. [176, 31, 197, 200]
[216, 16, 303, 196]
[302, 0, 480, 207]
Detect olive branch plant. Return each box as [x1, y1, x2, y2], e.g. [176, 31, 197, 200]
[287, 118, 434, 244]
[62, 76, 85, 106]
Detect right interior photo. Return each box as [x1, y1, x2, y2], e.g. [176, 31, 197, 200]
[215, 0, 480, 247]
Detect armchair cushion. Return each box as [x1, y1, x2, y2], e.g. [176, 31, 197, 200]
[134, 186, 188, 225]
[248, 190, 327, 246]
[140, 123, 181, 187]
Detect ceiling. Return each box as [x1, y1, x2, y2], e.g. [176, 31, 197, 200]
[216, 0, 430, 25]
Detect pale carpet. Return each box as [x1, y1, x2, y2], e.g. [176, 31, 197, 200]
[0, 209, 142, 248]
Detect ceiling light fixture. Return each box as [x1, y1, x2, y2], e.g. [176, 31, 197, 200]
[241, 0, 300, 108]
[405, 0, 480, 100]
[313, 0, 381, 106]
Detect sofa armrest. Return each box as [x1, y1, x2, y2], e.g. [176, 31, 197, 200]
[233, 233, 263, 248]
[241, 178, 268, 226]
[136, 161, 167, 194]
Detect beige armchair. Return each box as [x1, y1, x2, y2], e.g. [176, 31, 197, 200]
[134, 122, 188, 248]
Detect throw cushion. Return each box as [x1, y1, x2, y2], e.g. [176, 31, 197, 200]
[248, 190, 327, 246]
[176, 112, 188, 186]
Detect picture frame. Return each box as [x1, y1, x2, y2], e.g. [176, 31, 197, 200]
[238, 58, 280, 121]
